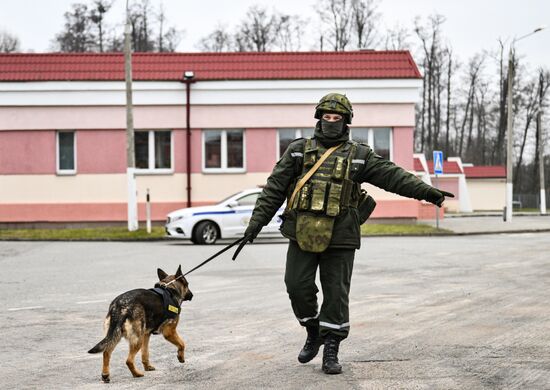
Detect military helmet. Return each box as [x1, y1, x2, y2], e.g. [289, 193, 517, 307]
[314, 93, 354, 124]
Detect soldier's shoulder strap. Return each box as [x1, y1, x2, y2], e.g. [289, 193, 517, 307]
[348, 141, 370, 180]
[353, 141, 370, 160]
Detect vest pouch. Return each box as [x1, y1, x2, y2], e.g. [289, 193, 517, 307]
[332, 156, 346, 181]
[303, 150, 317, 168]
[296, 212, 335, 253]
[298, 183, 311, 210]
[310, 181, 327, 212]
[357, 190, 377, 224]
[326, 182, 342, 217]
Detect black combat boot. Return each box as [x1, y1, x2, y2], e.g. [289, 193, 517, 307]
[298, 325, 323, 363]
[322, 335, 342, 374]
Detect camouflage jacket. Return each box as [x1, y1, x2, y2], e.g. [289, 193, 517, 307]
[249, 138, 433, 249]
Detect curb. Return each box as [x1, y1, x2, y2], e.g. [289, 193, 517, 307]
[363, 228, 550, 238]
[1, 229, 550, 242]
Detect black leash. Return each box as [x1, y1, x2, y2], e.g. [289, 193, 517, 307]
[183, 236, 246, 276]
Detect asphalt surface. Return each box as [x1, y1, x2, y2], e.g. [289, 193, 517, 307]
[1, 234, 550, 389]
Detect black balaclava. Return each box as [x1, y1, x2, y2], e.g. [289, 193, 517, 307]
[314, 117, 350, 147]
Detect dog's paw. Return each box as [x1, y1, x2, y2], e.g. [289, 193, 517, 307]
[178, 355, 185, 363]
[143, 364, 156, 371]
[101, 374, 110, 383]
[131, 371, 144, 378]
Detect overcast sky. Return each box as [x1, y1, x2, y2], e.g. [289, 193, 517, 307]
[1, 0, 548, 70]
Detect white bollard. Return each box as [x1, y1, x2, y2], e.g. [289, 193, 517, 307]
[146, 188, 151, 234]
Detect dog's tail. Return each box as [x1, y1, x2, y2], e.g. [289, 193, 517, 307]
[88, 315, 124, 354]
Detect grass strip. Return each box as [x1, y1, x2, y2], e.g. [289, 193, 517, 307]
[0, 226, 166, 240]
[0, 223, 451, 241]
[361, 223, 452, 236]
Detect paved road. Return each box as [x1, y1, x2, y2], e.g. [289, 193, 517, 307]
[1, 234, 549, 389]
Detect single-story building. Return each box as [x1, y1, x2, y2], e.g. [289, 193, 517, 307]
[463, 165, 506, 211]
[0, 51, 438, 224]
[414, 153, 505, 212]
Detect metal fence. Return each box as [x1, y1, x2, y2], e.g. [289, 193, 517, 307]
[515, 191, 550, 209]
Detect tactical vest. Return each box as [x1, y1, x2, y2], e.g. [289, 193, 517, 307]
[288, 139, 362, 252]
[289, 138, 362, 214]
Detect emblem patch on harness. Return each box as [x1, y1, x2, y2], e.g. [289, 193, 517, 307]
[168, 305, 179, 314]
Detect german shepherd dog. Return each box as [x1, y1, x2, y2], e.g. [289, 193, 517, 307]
[88, 265, 193, 383]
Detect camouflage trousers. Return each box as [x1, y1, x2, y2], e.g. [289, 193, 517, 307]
[284, 239, 355, 339]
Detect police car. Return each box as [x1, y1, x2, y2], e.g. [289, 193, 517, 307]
[165, 188, 285, 244]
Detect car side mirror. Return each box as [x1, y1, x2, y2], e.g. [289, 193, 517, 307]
[227, 200, 239, 208]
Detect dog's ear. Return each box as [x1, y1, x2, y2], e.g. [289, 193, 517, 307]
[176, 264, 183, 278]
[157, 268, 168, 280]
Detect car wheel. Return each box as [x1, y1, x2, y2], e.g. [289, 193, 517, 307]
[193, 221, 219, 245]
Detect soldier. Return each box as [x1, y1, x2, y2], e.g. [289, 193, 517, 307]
[240, 93, 454, 374]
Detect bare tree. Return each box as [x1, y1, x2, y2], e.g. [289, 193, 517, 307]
[275, 15, 306, 51]
[197, 26, 233, 52]
[234, 6, 280, 52]
[383, 24, 411, 50]
[414, 14, 446, 152]
[89, 0, 112, 52]
[316, 0, 352, 51]
[156, 2, 181, 52]
[457, 54, 484, 157]
[514, 78, 540, 187]
[534, 69, 550, 196]
[0, 30, 21, 53]
[53, 3, 97, 52]
[351, 0, 379, 49]
[444, 47, 455, 157]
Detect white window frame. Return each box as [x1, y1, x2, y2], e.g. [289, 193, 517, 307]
[135, 130, 174, 175]
[202, 129, 246, 173]
[276, 128, 312, 160]
[350, 127, 393, 161]
[56, 130, 77, 175]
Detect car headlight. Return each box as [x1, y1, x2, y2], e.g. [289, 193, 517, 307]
[170, 215, 185, 223]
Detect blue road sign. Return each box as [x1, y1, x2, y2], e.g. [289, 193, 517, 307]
[433, 151, 444, 175]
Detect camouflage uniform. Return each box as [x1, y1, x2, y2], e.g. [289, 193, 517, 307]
[244, 93, 452, 372]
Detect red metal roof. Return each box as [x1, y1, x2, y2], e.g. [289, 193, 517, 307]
[414, 157, 424, 172]
[463, 166, 506, 178]
[0, 51, 422, 82]
[425, 160, 463, 174]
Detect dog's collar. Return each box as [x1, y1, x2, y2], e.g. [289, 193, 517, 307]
[154, 283, 183, 303]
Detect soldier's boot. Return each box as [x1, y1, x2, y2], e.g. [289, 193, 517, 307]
[322, 335, 342, 374]
[298, 325, 323, 363]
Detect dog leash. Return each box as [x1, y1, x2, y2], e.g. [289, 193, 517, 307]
[163, 236, 247, 286]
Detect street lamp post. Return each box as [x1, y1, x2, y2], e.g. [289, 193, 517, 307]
[504, 26, 546, 222]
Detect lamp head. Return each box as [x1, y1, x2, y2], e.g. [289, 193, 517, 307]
[183, 71, 195, 80]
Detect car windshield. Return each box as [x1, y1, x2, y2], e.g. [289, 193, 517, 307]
[217, 192, 244, 205]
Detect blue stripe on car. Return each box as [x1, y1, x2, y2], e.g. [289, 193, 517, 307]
[192, 210, 236, 216]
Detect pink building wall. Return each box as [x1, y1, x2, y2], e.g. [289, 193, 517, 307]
[0, 130, 55, 174]
[246, 128, 277, 172]
[392, 127, 414, 170]
[78, 130, 126, 174]
[0, 107, 426, 222]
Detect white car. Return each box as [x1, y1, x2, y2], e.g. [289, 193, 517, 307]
[165, 188, 285, 244]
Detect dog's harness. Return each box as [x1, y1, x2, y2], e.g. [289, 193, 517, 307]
[149, 285, 181, 321]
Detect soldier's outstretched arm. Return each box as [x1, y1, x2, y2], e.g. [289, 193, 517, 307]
[245, 141, 302, 239]
[356, 145, 454, 206]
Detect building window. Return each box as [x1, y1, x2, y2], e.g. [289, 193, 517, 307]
[203, 129, 245, 172]
[277, 128, 314, 159]
[57, 131, 76, 174]
[135, 130, 172, 172]
[351, 128, 392, 160]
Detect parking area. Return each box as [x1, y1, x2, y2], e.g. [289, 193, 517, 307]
[1, 233, 549, 389]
